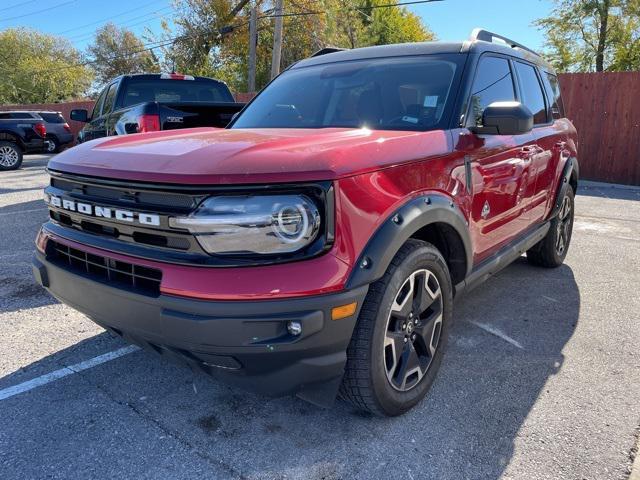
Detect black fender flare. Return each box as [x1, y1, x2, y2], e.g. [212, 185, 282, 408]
[346, 194, 473, 290]
[0, 130, 24, 150]
[550, 156, 579, 219]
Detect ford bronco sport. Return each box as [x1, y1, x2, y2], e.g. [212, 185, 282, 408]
[33, 29, 578, 416]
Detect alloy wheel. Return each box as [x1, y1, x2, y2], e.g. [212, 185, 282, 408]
[0, 146, 19, 167]
[556, 194, 573, 255]
[384, 269, 443, 392]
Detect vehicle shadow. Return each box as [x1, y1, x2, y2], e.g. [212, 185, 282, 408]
[0, 199, 55, 314]
[1, 258, 579, 480]
[578, 181, 640, 201]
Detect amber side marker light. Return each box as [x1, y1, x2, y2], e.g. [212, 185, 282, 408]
[332, 302, 358, 320]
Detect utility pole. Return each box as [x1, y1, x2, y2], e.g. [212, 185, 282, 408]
[270, 0, 284, 79]
[248, 6, 257, 92]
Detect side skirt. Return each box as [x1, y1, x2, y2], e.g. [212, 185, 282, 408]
[454, 221, 550, 297]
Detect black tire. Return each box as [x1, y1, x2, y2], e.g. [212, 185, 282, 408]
[0, 141, 23, 171]
[339, 239, 453, 416]
[527, 187, 575, 268]
[44, 136, 60, 154]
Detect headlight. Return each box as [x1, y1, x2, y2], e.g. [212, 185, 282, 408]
[169, 195, 321, 255]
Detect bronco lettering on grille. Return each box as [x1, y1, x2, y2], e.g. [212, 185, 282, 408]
[46, 195, 161, 226]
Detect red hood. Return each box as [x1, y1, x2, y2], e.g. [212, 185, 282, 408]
[49, 127, 452, 184]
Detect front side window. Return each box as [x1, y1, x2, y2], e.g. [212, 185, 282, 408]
[468, 56, 516, 126]
[232, 55, 464, 131]
[101, 83, 119, 115]
[514, 62, 547, 125]
[91, 88, 108, 119]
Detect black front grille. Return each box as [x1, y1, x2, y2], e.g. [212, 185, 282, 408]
[47, 240, 162, 296]
[52, 177, 198, 209]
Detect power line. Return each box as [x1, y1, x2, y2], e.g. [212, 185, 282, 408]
[0, 0, 37, 13]
[66, 6, 174, 44]
[57, 1, 162, 35]
[259, 0, 443, 19]
[10, 0, 443, 76]
[0, 0, 78, 23]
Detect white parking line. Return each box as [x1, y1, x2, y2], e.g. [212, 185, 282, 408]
[469, 321, 524, 350]
[0, 345, 140, 401]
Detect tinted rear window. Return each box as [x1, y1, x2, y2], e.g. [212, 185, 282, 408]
[122, 78, 234, 107]
[39, 112, 65, 123]
[2, 112, 38, 119]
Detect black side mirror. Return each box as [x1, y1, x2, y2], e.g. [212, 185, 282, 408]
[70, 109, 89, 123]
[470, 101, 533, 136]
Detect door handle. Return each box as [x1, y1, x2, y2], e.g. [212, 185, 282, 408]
[555, 141, 567, 149]
[519, 145, 537, 160]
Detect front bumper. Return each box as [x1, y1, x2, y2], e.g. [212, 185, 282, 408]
[32, 251, 368, 406]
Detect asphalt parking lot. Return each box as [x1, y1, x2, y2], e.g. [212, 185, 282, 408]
[1, 153, 639, 480]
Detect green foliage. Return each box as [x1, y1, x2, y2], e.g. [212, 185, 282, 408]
[87, 23, 160, 86]
[154, 0, 435, 93]
[0, 28, 93, 104]
[536, 0, 640, 72]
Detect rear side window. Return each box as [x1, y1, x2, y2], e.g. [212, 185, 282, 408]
[39, 112, 65, 123]
[468, 56, 516, 126]
[543, 72, 565, 119]
[514, 62, 548, 125]
[10, 112, 37, 119]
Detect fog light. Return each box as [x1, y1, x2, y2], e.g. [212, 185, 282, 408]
[287, 320, 302, 336]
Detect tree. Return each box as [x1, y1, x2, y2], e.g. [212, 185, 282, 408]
[87, 23, 159, 85]
[154, 0, 435, 92]
[0, 28, 93, 104]
[535, 0, 640, 72]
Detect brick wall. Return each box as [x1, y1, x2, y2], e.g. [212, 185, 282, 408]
[0, 93, 256, 141]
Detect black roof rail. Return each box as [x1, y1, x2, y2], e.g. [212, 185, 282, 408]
[311, 47, 348, 57]
[469, 28, 540, 58]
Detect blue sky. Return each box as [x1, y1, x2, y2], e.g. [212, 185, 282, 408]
[1, 0, 554, 52]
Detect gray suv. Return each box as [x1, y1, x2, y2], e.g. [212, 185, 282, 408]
[36, 111, 74, 153]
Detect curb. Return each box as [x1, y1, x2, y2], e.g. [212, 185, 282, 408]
[580, 180, 640, 191]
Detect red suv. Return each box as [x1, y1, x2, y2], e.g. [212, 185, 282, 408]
[33, 29, 578, 416]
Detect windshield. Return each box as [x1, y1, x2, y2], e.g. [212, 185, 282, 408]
[122, 78, 234, 107]
[232, 55, 463, 131]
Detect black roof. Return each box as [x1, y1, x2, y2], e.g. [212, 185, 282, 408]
[109, 73, 229, 84]
[293, 29, 554, 73]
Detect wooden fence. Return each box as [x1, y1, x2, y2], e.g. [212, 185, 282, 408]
[559, 72, 640, 185]
[2, 74, 638, 185]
